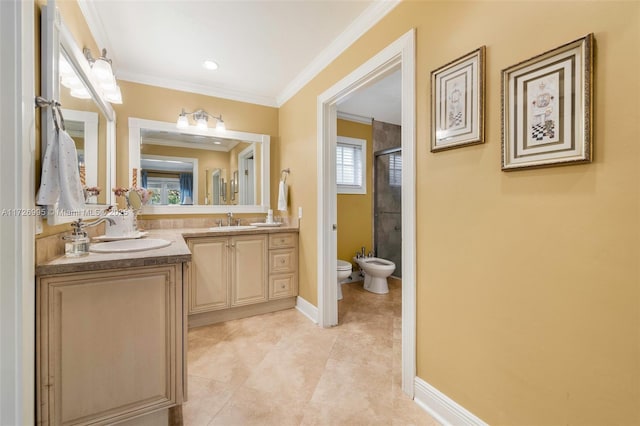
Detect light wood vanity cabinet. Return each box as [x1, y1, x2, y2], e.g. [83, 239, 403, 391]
[187, 234, 268, 314]
[186, 230, 298, 324]
[37, 264, 184, 426]
[268, 233, 298, 299]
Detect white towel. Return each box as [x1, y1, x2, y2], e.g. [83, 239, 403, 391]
[36, 127, 85, 212]
[277, 180, 288, 211]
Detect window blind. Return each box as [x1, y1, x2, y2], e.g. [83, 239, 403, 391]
[337, 143, 362, 187]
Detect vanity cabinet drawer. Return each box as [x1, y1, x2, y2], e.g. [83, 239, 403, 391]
[269, 248, 297, 274]
[269, 233, 297, 249]
[269, 273, 297, 299]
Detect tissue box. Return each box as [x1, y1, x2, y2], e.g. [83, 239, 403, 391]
[105, 211, 136, 237]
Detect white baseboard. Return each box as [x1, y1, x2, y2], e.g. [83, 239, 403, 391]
[414, 377, 488, 426]
[295, 296, 318, 324]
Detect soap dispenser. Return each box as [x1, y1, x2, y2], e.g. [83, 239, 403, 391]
[63, 219, 90, 257]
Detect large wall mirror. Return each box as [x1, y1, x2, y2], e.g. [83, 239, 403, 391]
[41, 0, 115, 224]
[129, 118, 270, 214]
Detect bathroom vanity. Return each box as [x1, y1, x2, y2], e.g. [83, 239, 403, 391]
[35, 232, 191, 426]
[184, 228, 299, 328]
[35, 226, 298, 425]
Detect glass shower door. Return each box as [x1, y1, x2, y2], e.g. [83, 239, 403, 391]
[374, 150, 402, 277]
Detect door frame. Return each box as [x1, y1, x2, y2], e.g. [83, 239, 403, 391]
[316, 29, 416, 396]
[0, 0, 36, 423]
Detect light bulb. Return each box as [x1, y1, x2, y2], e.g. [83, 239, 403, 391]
[59, 55, 74, 78]
[196, 117, 208, 130]
[91, 58, 115, 86]
[216, 120, 226, 131]
[70, 87, 92, 99]
[61, 75, 85, 90]
[104, 85, 123, 104]
[176, 114, 189, 129]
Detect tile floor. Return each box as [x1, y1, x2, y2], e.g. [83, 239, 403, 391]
[184, 278, 439, 426]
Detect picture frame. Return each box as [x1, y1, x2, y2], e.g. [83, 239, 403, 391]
[431, 46, 485, 152]
[501, 34, 594, 171]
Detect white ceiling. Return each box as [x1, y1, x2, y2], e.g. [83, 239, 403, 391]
[337, 69, 401, 125]
[78, 0, 399, 108]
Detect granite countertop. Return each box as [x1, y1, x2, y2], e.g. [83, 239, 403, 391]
[36, 226, 299, 276]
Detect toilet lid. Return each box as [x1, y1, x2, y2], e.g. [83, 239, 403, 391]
[337, 260, 352, 271]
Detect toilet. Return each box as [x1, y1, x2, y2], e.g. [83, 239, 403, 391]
[354, 257, 396, 294]
[337, 259, 352, 300]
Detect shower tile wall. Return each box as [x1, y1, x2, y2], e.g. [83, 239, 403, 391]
[373, 120, 401, 152]
[372, 120, 402, 278]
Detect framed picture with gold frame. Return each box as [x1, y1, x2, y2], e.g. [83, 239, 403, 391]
[431, 46, 485, 152]
[501, 34, 594, 170]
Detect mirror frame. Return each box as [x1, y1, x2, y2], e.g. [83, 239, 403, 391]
[128, 117, 271, 214]
[41, 1, 116, 224]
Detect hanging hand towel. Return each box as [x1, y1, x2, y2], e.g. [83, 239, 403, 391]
[277, 179, 288, 211]
[36, 127, 85, 212]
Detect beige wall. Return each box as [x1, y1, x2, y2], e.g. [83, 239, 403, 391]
[337, 119, 373, 266]
[279, 1, 639, 424]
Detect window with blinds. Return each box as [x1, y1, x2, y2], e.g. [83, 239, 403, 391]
[389, 154, 402, 187]
[336, 136, 366, 194]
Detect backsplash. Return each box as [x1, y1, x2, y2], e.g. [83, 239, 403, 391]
[137, 215, 292, 230]
[36, 223, 106, 265]
[36, 215, 295, 265]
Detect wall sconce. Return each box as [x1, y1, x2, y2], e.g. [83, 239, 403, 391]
[176, 109, 226, 131]
[83, 47, 123, 104]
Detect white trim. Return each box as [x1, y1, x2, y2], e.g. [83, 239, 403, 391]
[337, 111, 373, 125]
[336, 136, 367, 195]
[78, 0, 399, 108]
[0, 0, 35, 424]
[295, 296, 319, 324]
[414, 377, 489, 426]
[118, 72, 278, 108]
[129, 117, 271, 214]
[79, 0, 278, 107]
[317, 29, 416, 397]
[277, 0, 400, 106]
[41, 3, 116, 223]
[238, 145, 256, 205]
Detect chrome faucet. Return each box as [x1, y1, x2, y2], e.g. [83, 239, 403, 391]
[227, 212, 234, 226]
[78, 217, 116, 229]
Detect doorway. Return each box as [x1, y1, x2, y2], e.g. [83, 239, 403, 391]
[317, 29, 416, 397]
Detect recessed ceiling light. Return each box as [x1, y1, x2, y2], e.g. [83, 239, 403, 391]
[203, 60, 219, 71]
[213, 141, 222, 145]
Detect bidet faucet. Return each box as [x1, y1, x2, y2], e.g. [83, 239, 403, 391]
[361, 246, 366, 258]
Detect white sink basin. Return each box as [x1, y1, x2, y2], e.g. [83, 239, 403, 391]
[208, 225, 258, 231]
[90, 238, 172, 253]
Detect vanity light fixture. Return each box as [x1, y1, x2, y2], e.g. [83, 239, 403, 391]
[83, 47, 123, 104]
[176, 109, 226, 131]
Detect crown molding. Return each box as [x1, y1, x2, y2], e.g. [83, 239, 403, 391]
[77, 0, 115, 62]
[78, 0, 399, 109]
[276, 0, 400, 106]
[118, 71, 279, 108]
[337, 111, 373, 125]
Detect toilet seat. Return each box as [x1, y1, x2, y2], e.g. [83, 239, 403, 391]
[337, 260, 352, 271]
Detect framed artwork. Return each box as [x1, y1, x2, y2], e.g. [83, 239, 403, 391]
[431, 46, 485, 152]
[501, 34, 594, 171]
